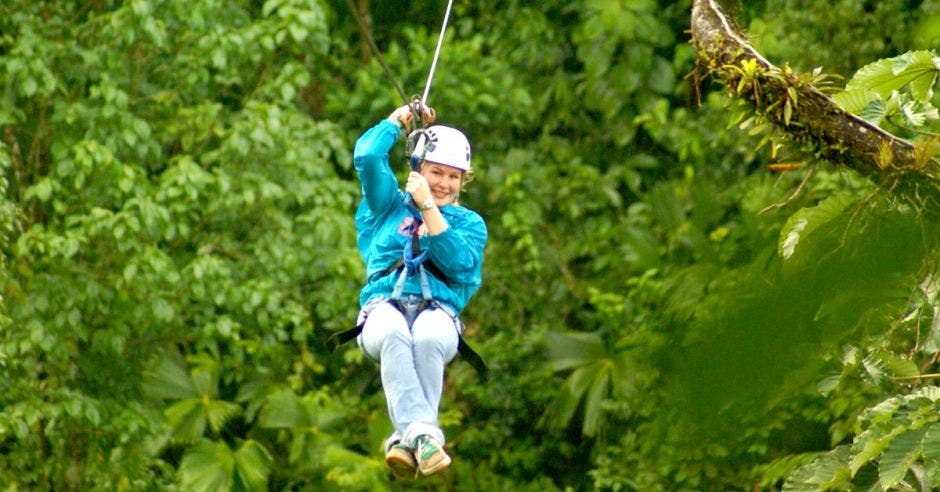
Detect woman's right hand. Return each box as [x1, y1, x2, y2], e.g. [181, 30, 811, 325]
[388, 103, 435, 128]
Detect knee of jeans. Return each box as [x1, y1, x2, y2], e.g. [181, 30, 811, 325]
[361, 302, 410, 356]
[412, 311, 457, 355]
[383, 322, 412, 347]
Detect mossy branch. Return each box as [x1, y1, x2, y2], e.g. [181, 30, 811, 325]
[691, 0, 940, 211]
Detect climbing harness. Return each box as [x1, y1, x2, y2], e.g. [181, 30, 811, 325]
[327, 295, 488, 381]
[329, 211, 489, 381]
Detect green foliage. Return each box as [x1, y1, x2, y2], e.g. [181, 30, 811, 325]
[178, 439, 273, 492]
[778, 194, 854, 260]
[743, 0, 924, 75]
[3, 0, 940, 490]
[786, 387, 940, 491]
[832, 50, 940, 131]
[145, 354, 243, 443]
[542, 330, 636, 437]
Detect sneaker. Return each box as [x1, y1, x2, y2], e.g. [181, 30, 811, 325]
[385, 442, 417, 479]
[413, 434, 451, 476]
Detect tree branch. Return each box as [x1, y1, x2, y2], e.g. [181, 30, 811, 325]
[690, 0, 940, 210]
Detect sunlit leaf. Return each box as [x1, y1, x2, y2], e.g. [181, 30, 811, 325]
[178, 440, 234, 492]
[924, 423, 940, 462]
[783, 445, 852, 491]
[878, 426, 928, 489]
[858, 98, 888, 125]
[831, 88, 879, 114]
[847, 50, 938, 101]
[233, 440, 273, 491]
[165, 399, 207, 444]
[206, 400, 242, 434]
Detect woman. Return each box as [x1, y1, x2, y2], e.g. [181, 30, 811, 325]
[353, 103, 487, 478]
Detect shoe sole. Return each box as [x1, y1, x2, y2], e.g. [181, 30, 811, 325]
[385, 453, 417, 479]
[419, 454, 452, 476]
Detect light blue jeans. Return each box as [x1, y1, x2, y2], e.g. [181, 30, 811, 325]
[358, 297, 460, 448]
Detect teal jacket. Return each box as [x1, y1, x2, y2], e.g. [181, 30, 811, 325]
[354, 119, 487, 315]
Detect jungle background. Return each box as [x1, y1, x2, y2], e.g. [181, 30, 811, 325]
[2, 0, 940, 490]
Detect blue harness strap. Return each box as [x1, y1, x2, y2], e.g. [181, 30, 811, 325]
[390, 212, 433, 301]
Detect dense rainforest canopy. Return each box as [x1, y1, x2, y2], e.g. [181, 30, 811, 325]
[2, 0, 940, 490]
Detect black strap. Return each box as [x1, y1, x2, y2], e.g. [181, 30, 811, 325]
[376, 257, 451, 287]
[328, 310, 488, 381]
[327, 323, 363, 353]
[457, 336, 488, 381]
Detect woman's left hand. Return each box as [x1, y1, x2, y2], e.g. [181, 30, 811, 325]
[405, 171, 431, 205]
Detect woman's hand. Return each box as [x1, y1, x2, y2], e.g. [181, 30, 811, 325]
[405, 171, 432, 206]
[388, 103, 435, 129]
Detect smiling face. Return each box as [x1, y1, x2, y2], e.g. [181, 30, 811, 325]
[421, 162, 464, 207]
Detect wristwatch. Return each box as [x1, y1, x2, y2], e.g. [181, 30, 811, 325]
[419, 198, 435, 211]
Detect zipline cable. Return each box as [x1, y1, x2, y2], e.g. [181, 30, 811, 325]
[344, 0, 455, 167]
[420, 0, 455, 106]
[344, 0, 455, 109]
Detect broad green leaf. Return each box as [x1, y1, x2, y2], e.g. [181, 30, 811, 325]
[924, 423, 940, 462]
[190, 369, 219, 399]
[831, 89, 879, 114]
[178, 440, 234, 492]
[582, 363, 611, 437]
[899, 99, 939, 127]
[858, 98, 887, 126]
[778, 194, 854, 260]
[206, 400, 242, 434]
[847, 50, 939, 101]
[923, 305, 940, 354]
[918, 386, 940, 401]
[783, 445, 852, 491]
[165, 399, 207, 443]
[877, 352, 920, 380]
[545, 331, 606, 372]
[555, 366, 596, 428]
[143, 355, 198, 400]
[895, 51, 938, 101]
[879, 426, 928, 489]
[258, 388, 308, 429]
[862, 394, 905, 426]
[233, 440, 273, 492]
[289, 429, 324, 467]
[851, 424, 907, 474]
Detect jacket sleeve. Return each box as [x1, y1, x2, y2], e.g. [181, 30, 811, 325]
[427, 210, 487, 281]
[354, 119, 401, 216]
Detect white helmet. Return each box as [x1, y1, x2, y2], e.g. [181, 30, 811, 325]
[410, 125, 471, 171]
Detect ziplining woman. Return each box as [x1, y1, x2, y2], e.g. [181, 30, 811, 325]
[352, 103, 487, 477]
